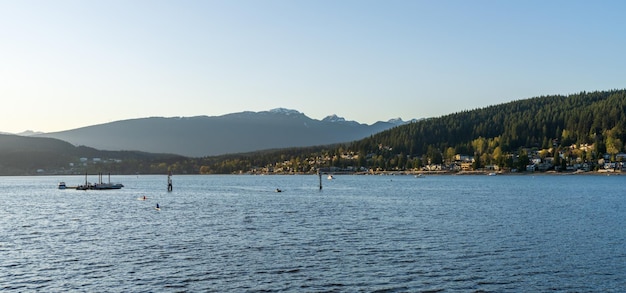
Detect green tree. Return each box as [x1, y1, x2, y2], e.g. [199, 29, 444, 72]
[444, 147, 456, 164]
[606, 136, 623, 160]
[426, 146, 443, 164]
[517, 150, 530, 171]
[492, 146, 504, 167]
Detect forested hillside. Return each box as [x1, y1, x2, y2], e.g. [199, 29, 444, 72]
[0, 134, 187, 175]
[350, 90, 625, 164]
[192, 89, 626, 173]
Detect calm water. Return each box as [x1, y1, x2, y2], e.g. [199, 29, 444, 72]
[1, 174, 625, 292]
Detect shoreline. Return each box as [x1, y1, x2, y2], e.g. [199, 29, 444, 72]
[240, 169, 624, 176]
[12, 169, 624, 176]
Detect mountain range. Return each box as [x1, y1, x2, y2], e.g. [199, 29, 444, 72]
[36, 109, 414, 157]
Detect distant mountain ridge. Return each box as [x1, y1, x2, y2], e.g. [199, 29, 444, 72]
[37, 109, 414, 157]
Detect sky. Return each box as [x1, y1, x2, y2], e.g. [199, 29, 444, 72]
[1, 0, 625, 133]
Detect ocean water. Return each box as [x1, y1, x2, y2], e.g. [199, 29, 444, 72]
[1, 174, 625, 292]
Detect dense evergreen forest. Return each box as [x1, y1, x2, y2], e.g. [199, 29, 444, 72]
[190, 89, 626, 174]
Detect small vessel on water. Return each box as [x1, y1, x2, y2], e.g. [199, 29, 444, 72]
[327, 175, 334, 180]
[92, 181, 125, 190]
[75, 173, 124, 190]
[58, 182, 67, 189]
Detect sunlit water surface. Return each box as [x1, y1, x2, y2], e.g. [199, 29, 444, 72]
[1, 174, 625, 292]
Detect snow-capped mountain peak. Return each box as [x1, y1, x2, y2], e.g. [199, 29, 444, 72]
[17, 130, 44, 136]
[269, 108, 301, 115]
[387, 118, 404, 125]
[322, 114, 346, 123]
[386, 117, 420, 125]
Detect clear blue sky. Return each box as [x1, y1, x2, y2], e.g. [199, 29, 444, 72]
[1, 0, 624, 133]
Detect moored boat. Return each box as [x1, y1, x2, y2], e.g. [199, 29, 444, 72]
[92, 182, 124, 190]
[74, 173, 124, 190]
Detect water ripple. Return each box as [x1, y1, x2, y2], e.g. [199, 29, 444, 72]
[1, 175, 625, 291]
